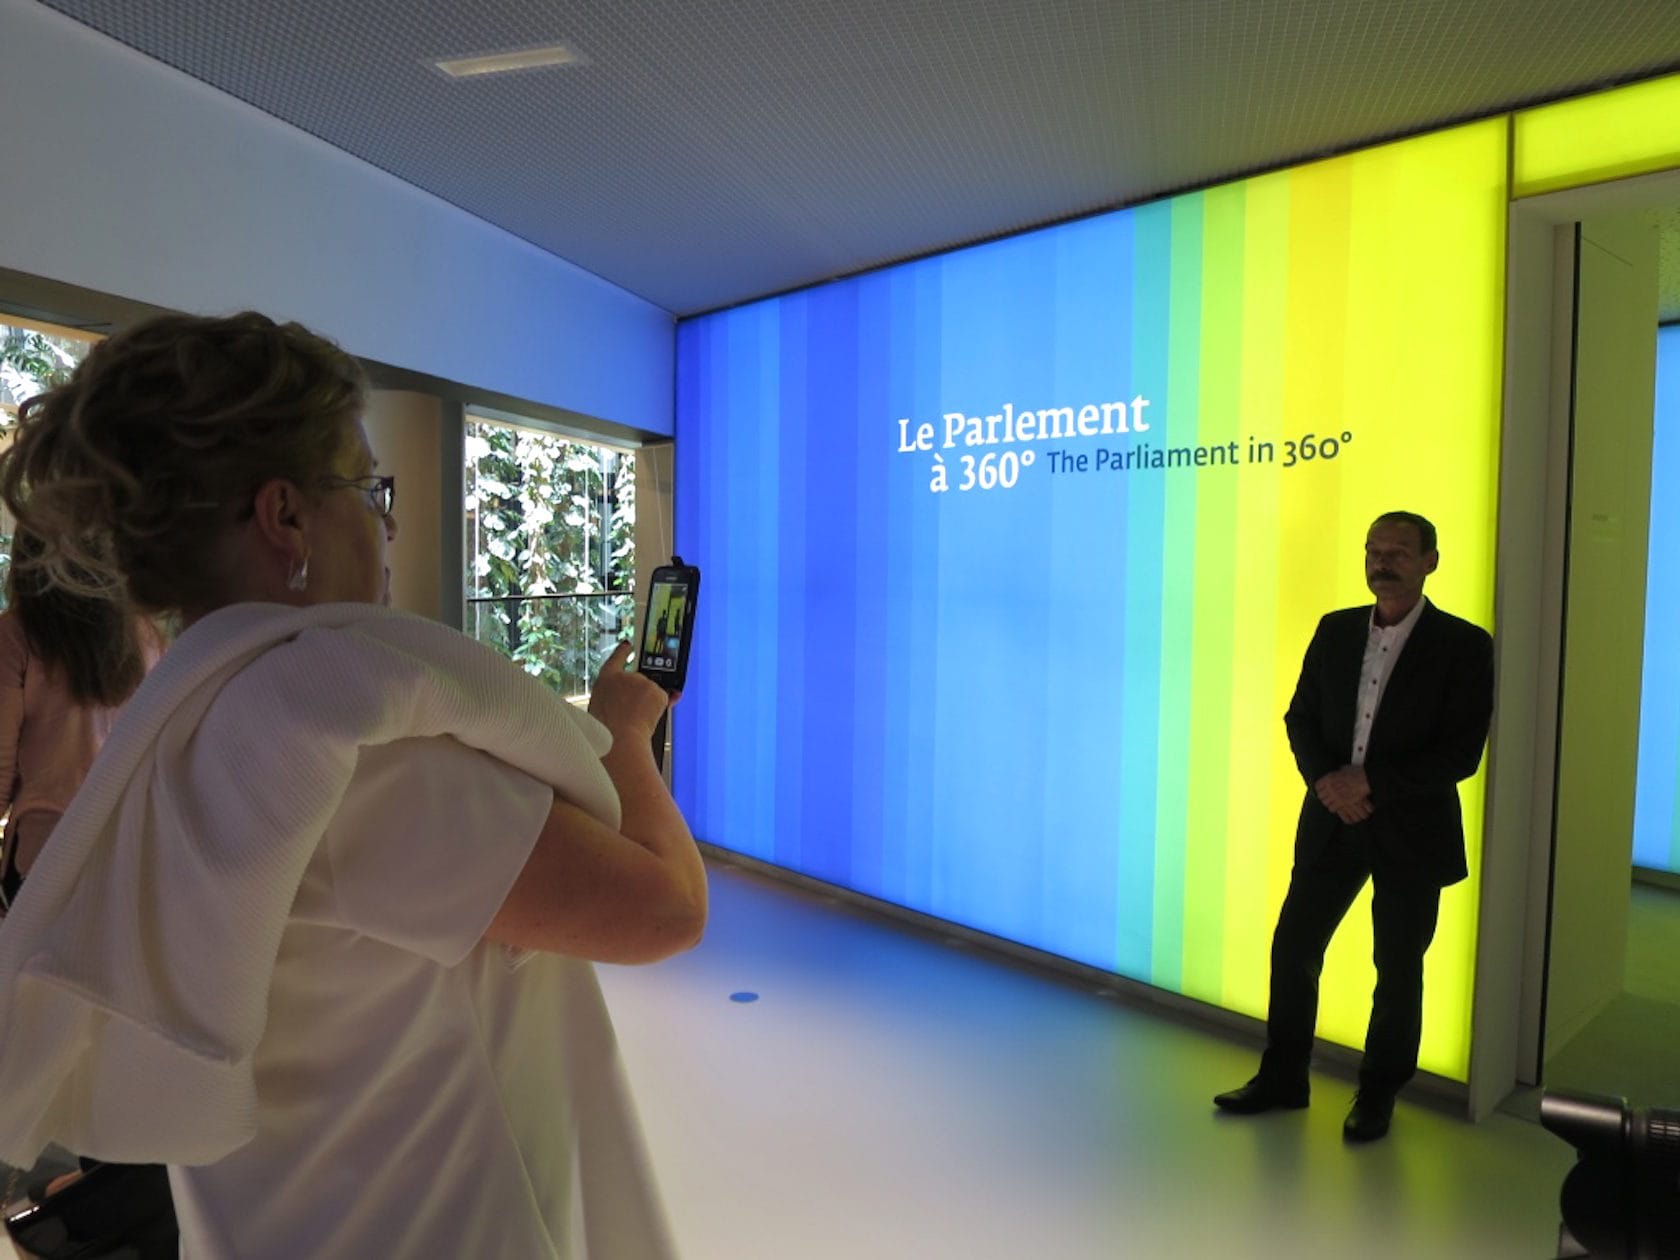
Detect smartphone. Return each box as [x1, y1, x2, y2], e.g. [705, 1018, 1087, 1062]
[637, 557, 700, 694]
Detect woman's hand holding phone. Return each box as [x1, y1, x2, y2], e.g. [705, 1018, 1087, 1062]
[589, 643, 670, 746]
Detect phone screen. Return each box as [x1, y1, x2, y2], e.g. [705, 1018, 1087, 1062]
[639, 578, 691, 675]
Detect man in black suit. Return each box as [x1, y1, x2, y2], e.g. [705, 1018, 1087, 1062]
[1213, 511, 1494, 1142]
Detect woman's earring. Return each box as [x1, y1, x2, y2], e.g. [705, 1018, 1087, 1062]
[288, 555, 310, 592]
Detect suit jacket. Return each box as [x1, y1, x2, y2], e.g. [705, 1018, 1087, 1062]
[1283, 600, 1494, 887]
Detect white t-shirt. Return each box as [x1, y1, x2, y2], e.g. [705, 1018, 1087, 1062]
[168, 736, 677, 1260]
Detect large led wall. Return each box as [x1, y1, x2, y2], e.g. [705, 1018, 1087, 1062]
[1634, 323, 1680, 873]
[674, 120, 1506, 1080]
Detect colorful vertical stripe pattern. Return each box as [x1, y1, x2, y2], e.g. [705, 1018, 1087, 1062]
[674, 120, 1507, 1081]
[1634, 325, 1680, 872]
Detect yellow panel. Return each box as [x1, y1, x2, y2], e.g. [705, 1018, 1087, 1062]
[1263, 119, 1507, 1081]
[1218, 168, 1290, 1015]
[1514, 72, 1680, 197]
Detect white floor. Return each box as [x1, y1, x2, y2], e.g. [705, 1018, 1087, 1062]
[601, 860, 1579, 1260]
[0, 860, 1583, 1259]
[1541, 881, 1680, 1110]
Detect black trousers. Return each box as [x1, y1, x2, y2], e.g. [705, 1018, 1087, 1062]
[1257, 823, 1442, 1096]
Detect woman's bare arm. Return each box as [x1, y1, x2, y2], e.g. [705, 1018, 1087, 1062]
[485, 644, 706, 963]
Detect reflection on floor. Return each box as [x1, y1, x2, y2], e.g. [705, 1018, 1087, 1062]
[601, 861, 1576, 1260]
[1623, 881, 1680, 1007]
[1542, 880, 1680, 1109]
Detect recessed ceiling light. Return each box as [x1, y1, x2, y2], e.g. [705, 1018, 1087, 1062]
[432, 44, 583, 78]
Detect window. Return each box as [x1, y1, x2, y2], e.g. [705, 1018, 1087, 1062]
[463, 416, 635, 699]
[1, 320, 96, 605]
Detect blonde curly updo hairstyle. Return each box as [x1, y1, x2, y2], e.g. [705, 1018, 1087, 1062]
[0, 311, 365, 616]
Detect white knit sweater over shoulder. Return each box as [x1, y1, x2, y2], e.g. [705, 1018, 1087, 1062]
[0, 601, 619, 1167]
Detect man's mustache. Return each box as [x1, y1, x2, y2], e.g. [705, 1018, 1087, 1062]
[1370, 570, 1400, 582]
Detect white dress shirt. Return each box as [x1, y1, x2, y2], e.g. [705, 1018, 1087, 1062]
[1350, 596, 1427, 766]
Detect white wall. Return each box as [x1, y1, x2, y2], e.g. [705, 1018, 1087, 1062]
[362, 390, 445, 622]
[0, 0, 674, 437]
[1471, 167, 1680, 1115]
[1471, 212, 1573, 1117]
[1544, 211, 1660, 1062]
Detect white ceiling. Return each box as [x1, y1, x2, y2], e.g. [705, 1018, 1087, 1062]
[26, 0, 1680, 320]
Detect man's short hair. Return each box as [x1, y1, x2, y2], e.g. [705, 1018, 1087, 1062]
[1372, 511, 1437, 555]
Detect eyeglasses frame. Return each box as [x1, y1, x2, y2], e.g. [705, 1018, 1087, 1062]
[319, 473, 395, 518]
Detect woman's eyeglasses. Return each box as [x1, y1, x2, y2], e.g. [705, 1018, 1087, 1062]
[320, 474, 395, 518]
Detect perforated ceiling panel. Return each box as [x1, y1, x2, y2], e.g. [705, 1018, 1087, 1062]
[28, 0, 1680, 315]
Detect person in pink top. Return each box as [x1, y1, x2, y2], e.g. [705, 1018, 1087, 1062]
[0, 529, 162, 1244]
[0, 529, 156, 906]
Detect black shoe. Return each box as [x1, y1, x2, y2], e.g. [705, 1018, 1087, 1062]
[1213, 1075, 1310, 1114]
[1343, 1090, 1394, 1142]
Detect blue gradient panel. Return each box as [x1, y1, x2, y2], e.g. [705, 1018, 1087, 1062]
[674, 221, 1156, 974]
[1634, 324, 1680, 871]
[671, 121, 1507, 1081]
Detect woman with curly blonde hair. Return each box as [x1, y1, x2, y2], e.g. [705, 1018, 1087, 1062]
[0, 312, 702, 1259]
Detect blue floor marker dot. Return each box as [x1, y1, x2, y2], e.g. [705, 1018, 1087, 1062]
[729, 991, 759, 1003]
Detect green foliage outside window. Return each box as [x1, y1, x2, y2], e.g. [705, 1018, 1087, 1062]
[464, 419, 635, 698]
[1, 324, 92, 606]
